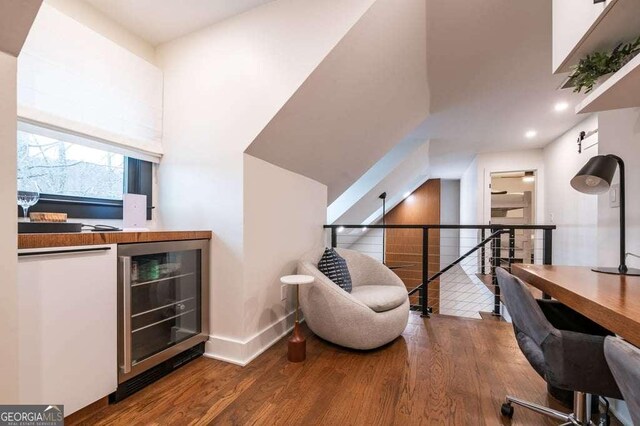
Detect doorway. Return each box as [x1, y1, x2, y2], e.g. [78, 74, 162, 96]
[490, 170, 536, 264]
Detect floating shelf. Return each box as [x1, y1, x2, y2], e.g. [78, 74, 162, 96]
[576, 51, 640, 113]
[555, 0, 640, 74]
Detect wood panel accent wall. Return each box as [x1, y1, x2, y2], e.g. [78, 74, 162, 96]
[384, 179, 441, 312]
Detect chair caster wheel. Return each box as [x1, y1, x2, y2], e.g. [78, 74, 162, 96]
[501, 402, 514, 418]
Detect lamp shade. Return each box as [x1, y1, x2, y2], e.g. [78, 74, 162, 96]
[570, 155, 618, 194]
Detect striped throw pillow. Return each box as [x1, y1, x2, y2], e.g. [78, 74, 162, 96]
[317, 248, 352, 293]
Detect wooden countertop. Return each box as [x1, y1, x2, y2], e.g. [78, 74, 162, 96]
[513, 264, 640, 347]
[18, 230, 212, 249]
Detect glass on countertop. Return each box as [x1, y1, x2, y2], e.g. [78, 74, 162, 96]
[17, 180, 40, 220]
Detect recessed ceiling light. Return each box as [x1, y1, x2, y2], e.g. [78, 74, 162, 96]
[403, 191, 411, 199]
[554, 102, 569, 112]
[525, 130, 537, 139]
[337, 226, 345, 233]
[362, 227, 368, 232]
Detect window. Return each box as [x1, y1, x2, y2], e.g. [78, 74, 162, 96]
[17, 127, 153, 220]
[18, 131, 125, 200]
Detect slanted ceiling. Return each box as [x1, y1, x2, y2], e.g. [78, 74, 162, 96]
[0, 0, 42, 56]
[333, 139, 430, 225]
[245, 0, 429, 204]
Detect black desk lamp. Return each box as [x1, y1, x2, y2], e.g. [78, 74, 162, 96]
[570, 154, 640, 276]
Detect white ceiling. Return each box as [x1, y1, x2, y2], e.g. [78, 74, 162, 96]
[420, 0, 586, 177]
[81, 0, 594, 224]
[327, 137, 429, 224]
[84, 0, 274, 45]
[324, 0, 590, 223]
[333, 140, 431, 225]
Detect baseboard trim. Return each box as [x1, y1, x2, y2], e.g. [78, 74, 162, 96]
[204, 311, 300, 366]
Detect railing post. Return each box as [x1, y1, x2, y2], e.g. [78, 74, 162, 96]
[480, 228, 486, 274]
[508, 228, 515, 273]
[492, 228, 502, 316]
[543, 228, 553, 265]
[331, 227, 337, 248]
[542, 228, 553, 299]
[421, 227, 430, 317]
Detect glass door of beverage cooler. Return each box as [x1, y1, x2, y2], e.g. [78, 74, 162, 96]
[118, 240, 209, 383]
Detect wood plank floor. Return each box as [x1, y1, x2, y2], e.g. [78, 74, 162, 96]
[72, 314, 606, 425]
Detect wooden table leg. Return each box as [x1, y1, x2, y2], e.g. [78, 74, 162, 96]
[288, 321, 306, 362]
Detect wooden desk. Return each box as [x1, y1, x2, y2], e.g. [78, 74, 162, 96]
[512, 265, 640, 347]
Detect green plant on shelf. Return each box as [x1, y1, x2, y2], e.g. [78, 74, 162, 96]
[569, 35, 640, 94]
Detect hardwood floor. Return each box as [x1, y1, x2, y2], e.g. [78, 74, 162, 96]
[72, 314, 608, 425]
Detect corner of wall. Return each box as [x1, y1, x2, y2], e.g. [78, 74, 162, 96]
[234, 154, 326, 365]
[204, 311, 298, 366]
[45, 0, 158, 65]
[0, 51, 19, 403]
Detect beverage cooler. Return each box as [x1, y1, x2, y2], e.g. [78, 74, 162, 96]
[114, 240, 209, 400]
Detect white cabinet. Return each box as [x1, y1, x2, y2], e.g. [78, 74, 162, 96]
[18, 245, 117, 415]
[553, 0, 640, 75]
[553, 0, 640, 112]
[552, 0, 609, 73]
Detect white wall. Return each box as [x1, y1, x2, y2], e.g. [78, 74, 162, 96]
[242, 155, 326, 363]
[440, 179, 460, 268]
[338, 228, 384, 262]
[157, 0, 372, 364]
[0, 50, 18, 403]
[246, 0, 429, 203]
[598, 108, 640, 271]
[459, 150, 544, 265]
[597, 107, 639, 426]
[539, 110, 635, 425]
[459, 157, 478, 256]
[45, 0, 156, 64]
[544, 115, 598, 266]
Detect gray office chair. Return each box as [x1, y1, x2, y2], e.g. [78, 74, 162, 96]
[496, 268, 622, 424]
[604, 336, 640, 425]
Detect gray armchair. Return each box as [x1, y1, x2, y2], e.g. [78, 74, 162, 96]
[496, 268, 622, 424]
[297, 248, 409, 350]
[604, 336, 640, 425]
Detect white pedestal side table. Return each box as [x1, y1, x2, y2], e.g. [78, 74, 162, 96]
[280, 274, 314, 362]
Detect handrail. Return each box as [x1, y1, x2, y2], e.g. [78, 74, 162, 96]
[407, 229, 507, 296]
[327, 223, 555, 318]
[324, 224, 556, 230]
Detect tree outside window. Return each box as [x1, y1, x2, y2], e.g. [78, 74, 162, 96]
[17, 130, 125, 200]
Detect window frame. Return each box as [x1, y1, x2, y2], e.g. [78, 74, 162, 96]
[18, 157, 154, 220]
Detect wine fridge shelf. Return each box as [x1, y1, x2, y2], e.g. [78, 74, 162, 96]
[132, 297, 195, 318]
[131, 272, 195, 288]
[132, 309, 196, 334]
